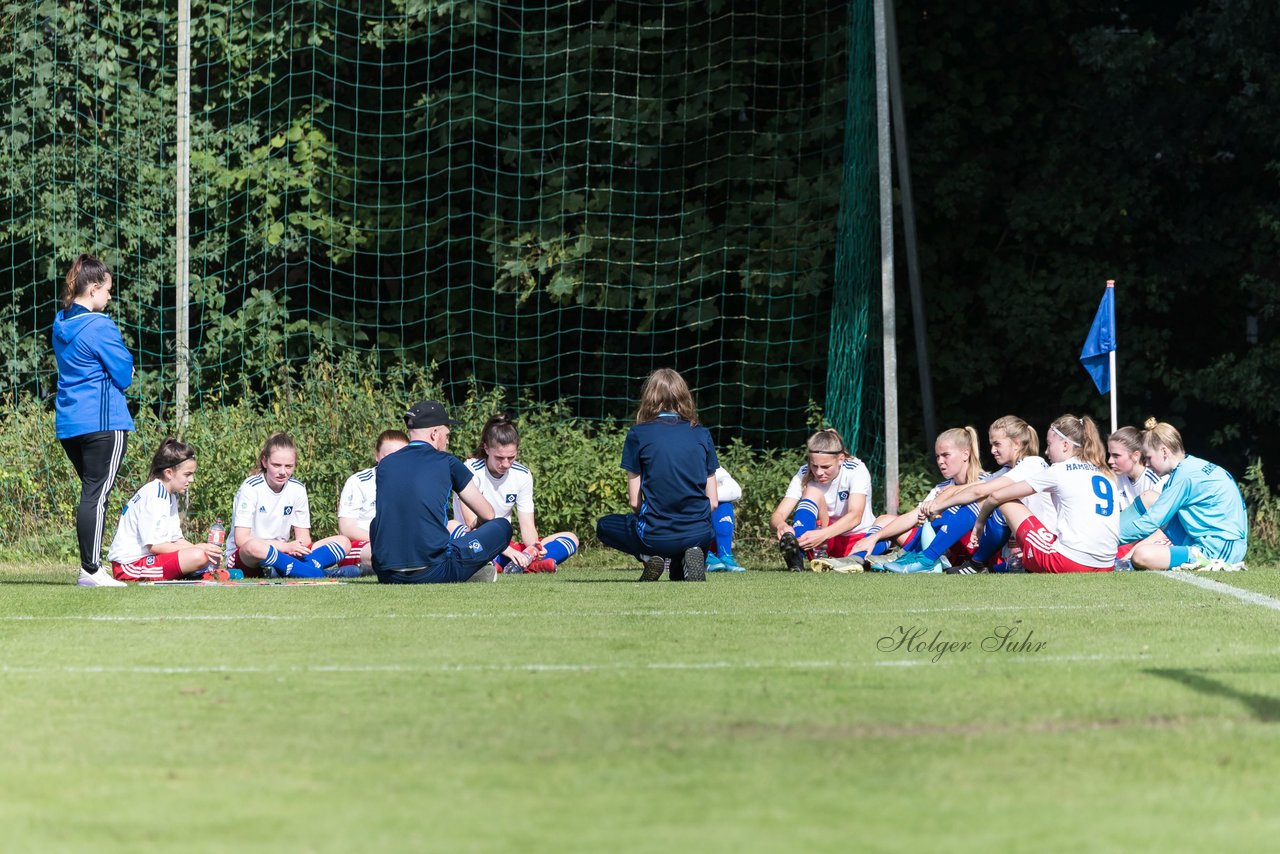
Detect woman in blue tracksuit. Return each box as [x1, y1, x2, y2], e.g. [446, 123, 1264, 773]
[52, 254, 133, 587]
[1122, 418, 1248, 571]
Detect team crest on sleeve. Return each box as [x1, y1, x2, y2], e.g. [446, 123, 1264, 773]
[468, 540, 483, 553]
[505, 493, 517, 504]
[284, 506, 293, 515]
[839, 490, 850, 500]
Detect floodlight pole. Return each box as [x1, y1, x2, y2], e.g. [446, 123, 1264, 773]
[873, 0, 898, 514]
[175, 0, 191, 435]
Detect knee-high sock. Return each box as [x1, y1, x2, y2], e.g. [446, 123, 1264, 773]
[262, 545, 321, 578]
[306, 542, 346, 572]
[972, 508, 1011, 564]
[713, 502, 736, 556]
[792, 499, 819, 539]
[861, 526, 892, 556]
[921, 505, 979, 561]
[541, 535, 576, 565]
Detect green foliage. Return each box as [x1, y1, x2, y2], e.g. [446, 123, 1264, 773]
[1240, 460, 1280, 563]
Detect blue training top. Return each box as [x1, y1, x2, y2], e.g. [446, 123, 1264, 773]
[51, 304, 134, 439]
[370, 440, 477, 571]
[621, 413, 719, 543]
[1120, 454, 1248, 546]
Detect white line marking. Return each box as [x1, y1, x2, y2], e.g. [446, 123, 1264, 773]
[1158, 571, 1280, 612]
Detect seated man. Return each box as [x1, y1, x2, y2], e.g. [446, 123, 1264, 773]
[337, 429, 410, 574]
[371, 400, 512, 583]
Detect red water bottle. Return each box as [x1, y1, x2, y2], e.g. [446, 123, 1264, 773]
[206, 519, 227, 574]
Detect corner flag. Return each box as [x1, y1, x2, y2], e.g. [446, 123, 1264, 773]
[1080, 281, 1115, 394]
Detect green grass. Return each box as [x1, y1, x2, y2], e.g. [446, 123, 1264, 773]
[3, 557, 1280, 852]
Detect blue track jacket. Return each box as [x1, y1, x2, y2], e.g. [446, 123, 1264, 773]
[52, 306, 134, 439]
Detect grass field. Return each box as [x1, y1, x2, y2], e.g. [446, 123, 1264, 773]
[3, 556, 1280, 852]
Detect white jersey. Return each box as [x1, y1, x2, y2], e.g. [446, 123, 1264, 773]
[715, 467, 742, 504]
[453, 458, 534, 522]
[1023, 459, 1119, 567]
[1116, 466, 1164, 511]
[338, 467, 378, 529]
[108, 479, 184, 563]
[785, 458, 875, 534]
[226, 474, 311, 554]
[996, 456, 1059, 530]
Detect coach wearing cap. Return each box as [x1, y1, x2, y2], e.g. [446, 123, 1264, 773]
[370, 400, 512, 583]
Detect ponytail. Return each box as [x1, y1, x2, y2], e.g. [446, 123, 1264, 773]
[1050, 414, 1111, 476]
[62, 253, 110, 309]
[937, 426, 985, 485]
[252, 431, 297, 475]
[990, 415, 1039, 460]
[148, 437, 196, 481]
[474, 412, 520, 460]
[801, 428, 849, 487]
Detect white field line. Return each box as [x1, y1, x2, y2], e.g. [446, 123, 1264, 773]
[0, 652, 1168, 677]
[1158, 570, 1280, 612]
[0, 600, 1233, 623]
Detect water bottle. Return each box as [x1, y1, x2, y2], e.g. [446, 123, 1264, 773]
[206, 518, 226, 572]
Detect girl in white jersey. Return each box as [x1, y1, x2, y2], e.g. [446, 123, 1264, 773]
[769, 429, 874, 572]
[1107, 426, 1165, 511]
[852, 426, 987, 574]
[227, 432, 351, 578]
[921, 415, 1056, 574]
[970, 414, 1118, 573]
[453, 413, 578, 573]
[337, 429, 410, 574]
[108, 438, 223, 581]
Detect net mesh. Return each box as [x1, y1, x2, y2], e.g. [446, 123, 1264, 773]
[1, 0, 878, 450]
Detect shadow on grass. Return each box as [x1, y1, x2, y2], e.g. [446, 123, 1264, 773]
[1146, 668, 1280, 723]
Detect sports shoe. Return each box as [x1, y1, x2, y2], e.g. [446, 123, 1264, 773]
[468, 563, 498, 582]
[945, 559, 988, 575]
[778, 532, 806, 572]
[705, 552, 727, 572]
[525, 558, 557, 574]
[719, 553, 747, 572]
[638, 555, 669, 582]
[77, 568, 127, 587]
[681, 547, 706, 582]
[875, 552, 944, 574]
[866, 547, 904, 566]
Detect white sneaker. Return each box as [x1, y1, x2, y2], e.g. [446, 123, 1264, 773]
[467, 564, 498, 583]
[77, 568, 127, 587]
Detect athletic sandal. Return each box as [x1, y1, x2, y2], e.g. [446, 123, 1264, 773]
[681, 547, 706, 582]
[638, 555, 669, 582]
[778, 532, 806, 572]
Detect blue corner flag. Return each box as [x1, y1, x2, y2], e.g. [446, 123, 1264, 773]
[1080, 282, 1115, 394]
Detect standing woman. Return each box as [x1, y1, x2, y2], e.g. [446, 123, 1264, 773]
[52, 254, 133, 587]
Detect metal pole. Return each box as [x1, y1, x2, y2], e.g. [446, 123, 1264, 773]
[1108, 279, 1117, 435]
[884, 0, 935, 449]
[874, 0, 898, 514]
[175, 0, 191, 435]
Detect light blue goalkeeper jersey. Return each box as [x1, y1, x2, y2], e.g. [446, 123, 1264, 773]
[1120, 454, 1248, 546]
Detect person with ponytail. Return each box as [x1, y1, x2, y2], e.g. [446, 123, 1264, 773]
[850, 426, 988, 574]
[107, 438, 222, 581]
[921, 415, 1057, 574]
[1120, 418, 1248, 571]
[1107, 426, 1166, 511]
[969, 415, 1118, 573]
[768, 428, 874, 572]
[52, 253, 133, 587]
[452, 413, 579, 574]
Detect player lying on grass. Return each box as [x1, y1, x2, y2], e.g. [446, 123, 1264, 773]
[107, 438, 224, 581]
[919, 415, 1055, 574]
[969, 415, 1118, 573]
[226, 432, 352, 578]
[452, 413, 578, 574]
[336, 429, 410, 575]
[849, 427, 988, 574]
[1120, 418, 1248, 571]
[769, 428, 874, 572]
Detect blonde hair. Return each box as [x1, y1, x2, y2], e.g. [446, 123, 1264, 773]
[1050, 414, 1111, 475]
[937, 426, 984, 485]
[62, 253, 110, 309]
[1108, 426, 1143, 455]
[801, 428, 849, 487]
[1141, 417, 1185, 456]
[252, 431, 297, 475]
[635, 368, 698, 425]
[989, 415, 1039, 461]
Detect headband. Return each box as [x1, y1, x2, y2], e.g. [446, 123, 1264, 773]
[1051, 426, 1081, 447]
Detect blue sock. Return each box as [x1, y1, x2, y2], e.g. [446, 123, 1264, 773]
[542, 536, 576, 565]
[971, 508, 1011, 564]
[792, 499, 819, 539]
[922, 505, 979, 561]
[262, 545, 320, 578]
[713, 503, 736, 556]
[861, 526, 891, 556]
[307, 542, 346, 572]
